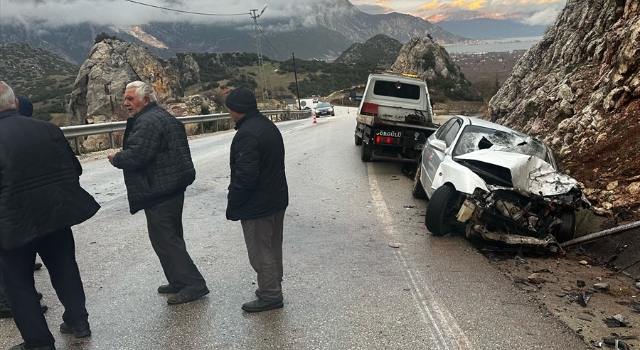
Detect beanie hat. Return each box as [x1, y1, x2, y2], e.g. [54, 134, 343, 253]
[225, 86, 257, 114]
[16, 95, 33, 117]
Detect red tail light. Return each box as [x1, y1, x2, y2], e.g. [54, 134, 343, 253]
[361, 102, 378, 116]
[375, 136, 401, 145]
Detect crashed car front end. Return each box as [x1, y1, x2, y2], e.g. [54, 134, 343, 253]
[444, 150, 590, 249]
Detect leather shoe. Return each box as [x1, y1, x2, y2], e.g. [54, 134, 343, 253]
[9, 343, 56, 350]
[60, 320, 91, 338]
[157, 284, 182, 294]
[167, 287, 209, 305]
[242, 298, 283, 313]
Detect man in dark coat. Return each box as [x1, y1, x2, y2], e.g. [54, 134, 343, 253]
[0, 81, 100, 350]
[108, 81, 208, 305]
[0, 94, 48, 320]
[225, 86, 289, 313]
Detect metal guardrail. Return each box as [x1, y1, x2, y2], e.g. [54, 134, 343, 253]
[61, 110, 311, 154]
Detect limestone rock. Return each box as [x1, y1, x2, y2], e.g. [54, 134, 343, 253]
[390, 37, 476, 100]
[67, 39, 185, 125]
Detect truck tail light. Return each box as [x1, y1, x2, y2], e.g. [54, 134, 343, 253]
[361, 102, 378, 116]
[375, 136, 401, 145]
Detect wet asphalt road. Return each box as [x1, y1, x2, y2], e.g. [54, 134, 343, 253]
[0, 107, 589, 349]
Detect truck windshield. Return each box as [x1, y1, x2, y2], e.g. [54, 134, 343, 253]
[453, 125, 550, 162]
[373, 81, 421, 100]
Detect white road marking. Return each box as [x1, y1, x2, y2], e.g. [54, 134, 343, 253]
[367, 163, 474, 350]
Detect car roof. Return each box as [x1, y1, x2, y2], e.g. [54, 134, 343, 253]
[456, 115, 524, 135]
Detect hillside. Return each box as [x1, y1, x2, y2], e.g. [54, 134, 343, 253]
[0, 42, 78, 120]
[487, 0, 640, 220]
[334, 34, 403, 68]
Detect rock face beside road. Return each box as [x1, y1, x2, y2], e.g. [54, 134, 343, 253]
[67, 39, 184, 125]
[487, 0, 640, 219]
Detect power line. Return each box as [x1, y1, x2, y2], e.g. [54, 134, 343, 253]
[123, 0, 248, 16]
[257, 24, 283, 59]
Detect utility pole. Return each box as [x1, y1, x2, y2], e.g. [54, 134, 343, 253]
[292, 52, 301, 110]
[250, 5, 268, 106]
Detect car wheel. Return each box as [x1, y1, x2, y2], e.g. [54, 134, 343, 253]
[331, 113, 335, 116]
[361, 142, 372, 162]
[411, 165, 427, 199]
[556, 211, 576, 243]
[355, 134, 363, 146]
[425, 185, 458, 236]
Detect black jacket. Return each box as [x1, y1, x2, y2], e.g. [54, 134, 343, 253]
[0, 109, 100, 250]
[227, 110, 288, 221]
[114, 102, 195, 214]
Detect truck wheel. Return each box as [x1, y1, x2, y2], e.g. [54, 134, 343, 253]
[361, 142, 372, 162]
[425, 185, 458, 236]
[411, 165, 427, 199]
[355, 134, 363, 146]
[555, 211, 576, 243]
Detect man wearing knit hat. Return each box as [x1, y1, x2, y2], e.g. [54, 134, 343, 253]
[225, 86, 288, 313]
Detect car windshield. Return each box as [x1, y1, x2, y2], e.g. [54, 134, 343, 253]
[317, 102, 331, 108]
[453, 125, 550, 161]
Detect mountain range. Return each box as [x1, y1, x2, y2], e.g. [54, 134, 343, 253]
[0, 0, 464, 65]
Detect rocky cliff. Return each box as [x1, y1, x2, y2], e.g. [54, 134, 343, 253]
[67, 39, 184, 125]
[487, 0, 639, 219]
[391, 37, 478, 102]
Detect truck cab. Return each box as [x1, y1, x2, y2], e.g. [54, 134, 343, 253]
[354, 73, 438, 163]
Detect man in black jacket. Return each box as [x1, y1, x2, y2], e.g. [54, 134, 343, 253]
[225, 87, 288, 313]
[0, 81, 100, 350]
[0, 94, 49, 320]
[108, 81, 208, 305]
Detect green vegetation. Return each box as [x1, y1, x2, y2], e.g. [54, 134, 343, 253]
[0, 43, 78, 120]
[95, 32, 123, 44]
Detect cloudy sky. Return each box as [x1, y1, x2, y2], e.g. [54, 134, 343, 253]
[353, 0, 566, 25]
[0, 0, 566, 27]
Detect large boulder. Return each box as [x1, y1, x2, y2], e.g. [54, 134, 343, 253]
[67, 39, 183, 125]
[391, 37, 477, 101]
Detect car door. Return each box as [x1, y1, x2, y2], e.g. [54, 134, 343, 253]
[422, 117, 461, 196]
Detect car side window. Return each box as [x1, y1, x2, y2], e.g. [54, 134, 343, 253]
[435, 118, 457, 140]
[444, 120, 462, 147]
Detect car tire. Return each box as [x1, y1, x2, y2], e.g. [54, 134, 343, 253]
[556, 211, 576, 243]
[411, 165, 427, 199]
[355, 134, 363, 146]
[425, 185, 458, 236]
[361, 142, 372, 162]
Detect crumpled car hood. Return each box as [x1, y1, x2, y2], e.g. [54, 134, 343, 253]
[454, 149, 580, 196]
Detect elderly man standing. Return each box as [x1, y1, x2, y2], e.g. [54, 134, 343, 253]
[0, 81, 100, 350]
[225, 86, 289, 313]
[108, 81, 208, 305]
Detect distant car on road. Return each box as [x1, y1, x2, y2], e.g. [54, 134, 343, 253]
[413, 115, 589, 248]
[314, 102, 335, 116]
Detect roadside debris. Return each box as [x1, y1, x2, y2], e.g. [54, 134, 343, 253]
[603, 314, 629, 328]
[630, 301, 640, 313]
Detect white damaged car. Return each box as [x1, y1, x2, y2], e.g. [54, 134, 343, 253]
[412, 116, 589, 249]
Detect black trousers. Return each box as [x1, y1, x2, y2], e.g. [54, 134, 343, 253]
[0, 227, 88, 348]
[144, 192, 206, 293]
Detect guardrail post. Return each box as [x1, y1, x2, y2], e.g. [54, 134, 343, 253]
[214, 121, 218, 132]
[108, 132, 114, 149]
[199, 122, 204, 134]
[74, 137, 81, 155]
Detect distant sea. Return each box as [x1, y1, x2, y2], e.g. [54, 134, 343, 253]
[443, 36, 543, 54]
